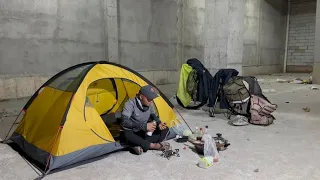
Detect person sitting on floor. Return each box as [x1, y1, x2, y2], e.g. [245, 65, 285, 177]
[120, 85, 170, 155]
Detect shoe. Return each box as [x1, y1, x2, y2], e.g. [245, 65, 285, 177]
[131, 146, 143, 155]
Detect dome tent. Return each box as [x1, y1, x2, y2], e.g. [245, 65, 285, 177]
[2, 61, 182, 177]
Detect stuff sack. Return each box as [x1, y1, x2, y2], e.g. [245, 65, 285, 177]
[222, 76, 250, 116]
[249, 95, 278, 126]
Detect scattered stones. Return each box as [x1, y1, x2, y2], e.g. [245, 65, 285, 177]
[254, 168, 259, 172]
[303, 107, 310, 112]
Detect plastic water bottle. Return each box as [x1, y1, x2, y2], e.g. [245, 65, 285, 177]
[204, 125, 208, 134]
[194, 127, 199, 136]
[147, 121, 156, 136]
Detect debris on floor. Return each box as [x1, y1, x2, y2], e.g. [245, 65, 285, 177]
[310, 86, 319, 90]
[276, 78, 289, 83]
[290, 78, 304, 84]
[254, 168, 259, 173]
[309, 76, 313, 84]
[198, 156, 218, 169]
[276, 77, 312, 84]
[303, 107, 311, 112]
[262, 89, 276, 93]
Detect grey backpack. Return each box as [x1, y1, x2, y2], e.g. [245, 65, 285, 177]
[241, 76, 278, 125]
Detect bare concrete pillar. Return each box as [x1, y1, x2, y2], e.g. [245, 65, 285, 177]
[102, 0, 119, 63]
[312, 0, 320, 84]
[226, 0, 245, 75]
[204, 0, 245, 75]
[204, 0, 229, 75]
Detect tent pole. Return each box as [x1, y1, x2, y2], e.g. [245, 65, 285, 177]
[173, 107, 193, 132]
[44, 126, 63, 173]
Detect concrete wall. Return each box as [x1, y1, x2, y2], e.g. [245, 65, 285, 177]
[312, 0, 320, 84]
[0, 0, 290, 100]
[243, 0, 287, 75]
[117, 0, 205, 85]
[287, 0, 316, 73]
[0, 0, 204, 100]
[118, 0, 179, 72]
[0, 0, 106, 76]
[117, 0, 206, 85]
[0, 0, 107, 100]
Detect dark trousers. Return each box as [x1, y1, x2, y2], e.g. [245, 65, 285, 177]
[120, 128, 169, 152]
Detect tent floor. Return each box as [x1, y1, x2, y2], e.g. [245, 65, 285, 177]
[101, 113, 122, 141]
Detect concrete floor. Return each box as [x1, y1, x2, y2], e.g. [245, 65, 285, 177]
[1, 73, 320, 180]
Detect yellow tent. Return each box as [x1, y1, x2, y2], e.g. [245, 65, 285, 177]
[4, 61, 182, 175]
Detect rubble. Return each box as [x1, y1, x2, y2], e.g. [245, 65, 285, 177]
[277, 77, 312, 84]
[303, 107, 311, 112]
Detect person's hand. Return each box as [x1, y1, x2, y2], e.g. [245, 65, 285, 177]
[159, 122, 167, 130]
[147, 122, 156, 132]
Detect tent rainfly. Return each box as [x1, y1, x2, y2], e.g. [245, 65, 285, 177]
[2, 61, 182, 178]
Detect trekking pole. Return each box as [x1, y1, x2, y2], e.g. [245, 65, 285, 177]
[209, 85, 221, 117]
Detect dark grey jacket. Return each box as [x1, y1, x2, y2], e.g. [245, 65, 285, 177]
[121, 97, 160, 132]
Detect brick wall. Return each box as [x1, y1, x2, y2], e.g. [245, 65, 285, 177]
[287, 0, 316, 72]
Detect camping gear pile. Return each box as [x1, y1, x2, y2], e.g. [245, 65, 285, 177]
[176, 58, 213, 110]
[173, 125, 229, 168]
[176, 58, 278, 126]
[193, 133, 230, 154]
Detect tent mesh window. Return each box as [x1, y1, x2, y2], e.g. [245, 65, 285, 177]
[47, 64, 93, 92]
